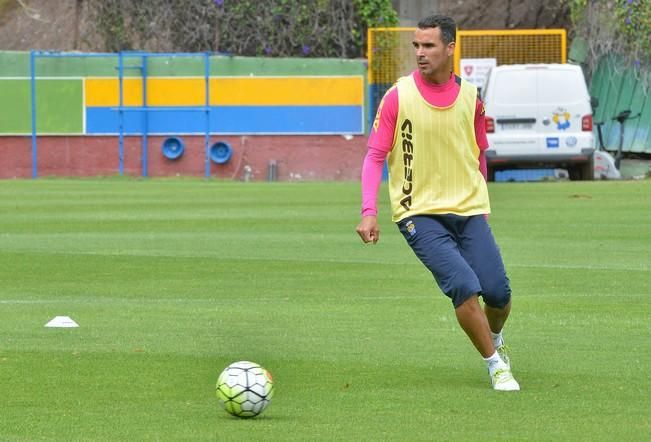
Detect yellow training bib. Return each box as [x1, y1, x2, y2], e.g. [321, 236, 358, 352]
[387, 75, 490, 222]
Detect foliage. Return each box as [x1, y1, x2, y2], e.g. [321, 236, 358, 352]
[83, 0, 397, 57]
[614, 0, 651, 65]
[566, 0, 651, 77]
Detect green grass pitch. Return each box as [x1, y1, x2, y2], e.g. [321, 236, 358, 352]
[1, 178, 650, 440]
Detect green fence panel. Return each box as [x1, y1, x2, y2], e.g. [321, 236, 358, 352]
[590, 56, 651, 154]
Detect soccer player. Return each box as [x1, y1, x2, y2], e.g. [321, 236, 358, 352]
[356, 14, 519, 391]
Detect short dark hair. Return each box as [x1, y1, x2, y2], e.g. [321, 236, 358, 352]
[417, 15, 456, 45]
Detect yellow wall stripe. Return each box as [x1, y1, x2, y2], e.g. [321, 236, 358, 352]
[85, 76, 363, 107]
[149, 78, 207, 106]
[86, 78, 143, 106]
[210, 77, 363, 105]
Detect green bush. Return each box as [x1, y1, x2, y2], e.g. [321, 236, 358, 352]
[85, 0, 398, 57]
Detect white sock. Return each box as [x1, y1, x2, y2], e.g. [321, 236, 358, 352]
[483, 351, 507, 375]
[491, 330, 504, 348]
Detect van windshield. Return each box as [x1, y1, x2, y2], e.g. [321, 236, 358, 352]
[492, 69, 586, 105]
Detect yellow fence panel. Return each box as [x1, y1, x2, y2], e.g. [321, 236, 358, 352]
[454, 29, 566, 72]
[367, 28, 566, 127]
[368, 27, 566, 84]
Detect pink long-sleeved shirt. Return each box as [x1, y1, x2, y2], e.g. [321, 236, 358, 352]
[361, 71, 489, 217]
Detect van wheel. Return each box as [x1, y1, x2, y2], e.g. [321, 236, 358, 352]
[569, 167, 582, 181]
[570, 162, 594, 181]
[578, 161, 594, 181]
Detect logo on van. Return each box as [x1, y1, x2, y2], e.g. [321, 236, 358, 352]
[552, 108, 571, 131]
[565, 136, 578, 147]
[546, 137, 560, 148]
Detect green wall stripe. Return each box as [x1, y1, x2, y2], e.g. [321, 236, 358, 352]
[0, 51, 365, 77]
[0, 79, 82, 134]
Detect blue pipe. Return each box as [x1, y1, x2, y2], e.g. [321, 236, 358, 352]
[115, 51, 212, 58]
[204, 52, 211, 178]
[30, 50, 37, 179]
[118, 52, 124, 175]
[111, 107, 211, 112]
[33, 51, 116, 58]
[141, 54, 149, 178]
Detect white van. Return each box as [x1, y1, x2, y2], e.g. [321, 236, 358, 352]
[482, 64, 595, 180]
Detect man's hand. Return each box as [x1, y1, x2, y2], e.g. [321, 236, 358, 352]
[356, 215, 380, 244]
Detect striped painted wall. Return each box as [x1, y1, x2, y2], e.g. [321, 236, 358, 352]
[0, 52, 367, 136]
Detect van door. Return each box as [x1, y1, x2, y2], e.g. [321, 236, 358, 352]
[487, 68, 540, 156]
[535, 66, 589, 155]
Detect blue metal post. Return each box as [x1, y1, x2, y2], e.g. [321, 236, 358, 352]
[204, 52, 211, 178]
[141, 54, 149, 178]
[30, 50, 38, 179]
[118, 52, 124, 175]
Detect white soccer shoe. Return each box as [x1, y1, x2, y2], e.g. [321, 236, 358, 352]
[496, 344, 511, 369]
[491, 367, 520, 391]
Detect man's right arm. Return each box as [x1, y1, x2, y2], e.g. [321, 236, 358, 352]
[361, 86, 398, 216]
[360, 147, 388, 217]
[356, 86, 398, 244]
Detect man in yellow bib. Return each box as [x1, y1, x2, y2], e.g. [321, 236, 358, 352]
[356, 15, 519, 391]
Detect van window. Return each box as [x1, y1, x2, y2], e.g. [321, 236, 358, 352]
[492, 71, 537, 105]
[536, 69, 585, 104]
[490, 68, 586, 106]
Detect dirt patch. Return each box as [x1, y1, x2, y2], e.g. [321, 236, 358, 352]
[0, 0, 18, 26]
[0, 0, 79, 50]
[441, 0, 569, 30]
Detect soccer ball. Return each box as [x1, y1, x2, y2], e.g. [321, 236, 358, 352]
[216, 361, 274, 418]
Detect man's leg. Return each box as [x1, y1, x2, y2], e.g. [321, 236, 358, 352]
[455, 294, 519, 391]
[459, 216, 514, 363]
[397, 215, 518, 390]
[485, 299, 511, 334]
[398, 215, 500, 359]
[454, 294, 494, 358]
[485, 300, 512, 366]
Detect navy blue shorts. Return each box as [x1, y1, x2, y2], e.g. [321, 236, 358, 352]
[397, 214, 511, 309]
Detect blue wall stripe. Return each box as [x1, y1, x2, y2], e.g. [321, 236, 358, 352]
[86, 105, 363, 134]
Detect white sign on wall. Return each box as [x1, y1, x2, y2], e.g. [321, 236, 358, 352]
[459, 58, 497, 95]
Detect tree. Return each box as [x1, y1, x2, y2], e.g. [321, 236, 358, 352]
[567, 0, 650, 79]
